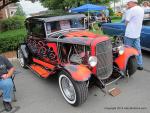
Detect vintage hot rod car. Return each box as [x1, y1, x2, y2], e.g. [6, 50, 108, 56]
[17, 14, 138, 106]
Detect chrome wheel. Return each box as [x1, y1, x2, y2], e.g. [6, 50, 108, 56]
[59, 74, 76, 104]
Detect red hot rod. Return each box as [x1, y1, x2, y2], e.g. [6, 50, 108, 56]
[17, 14, 138, 106]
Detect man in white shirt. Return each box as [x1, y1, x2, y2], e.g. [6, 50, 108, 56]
[124, 0, 144, 70]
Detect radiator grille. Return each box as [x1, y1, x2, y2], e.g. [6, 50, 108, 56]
[96, 40, 113, 79]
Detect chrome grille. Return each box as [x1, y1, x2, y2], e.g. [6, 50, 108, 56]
[96, 40, 113, 79]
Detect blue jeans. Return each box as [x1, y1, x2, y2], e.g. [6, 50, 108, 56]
[0, 78, 13, 102]
[124, 37, 143, 67]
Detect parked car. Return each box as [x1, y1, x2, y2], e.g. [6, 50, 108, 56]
[17, 14, 138, 106]
[101, 10, 150, 51]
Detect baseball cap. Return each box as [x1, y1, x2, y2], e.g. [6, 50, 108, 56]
[125, 0, 138, 3]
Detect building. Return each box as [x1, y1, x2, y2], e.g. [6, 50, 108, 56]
[0, 3, 17, 20]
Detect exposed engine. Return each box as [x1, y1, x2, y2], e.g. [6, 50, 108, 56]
[112, 35, 124, 58]
[112, 35, 124, 49]
[58, 43, 90, 65]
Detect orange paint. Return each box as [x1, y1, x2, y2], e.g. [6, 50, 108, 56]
[64, 64, 91, 81]
[47, 43, 60, 63]
[66, 31, 99, 38]
[30, 64, 50, 78]
[33, 58, 55, 70]
[115, 47, 138, 71]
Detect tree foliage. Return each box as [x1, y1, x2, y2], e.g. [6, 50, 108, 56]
[40, 0, 111, 11]
[0, 0, 19, 10]
[14, 3, 26, 16]
[0, 0, 146, 12]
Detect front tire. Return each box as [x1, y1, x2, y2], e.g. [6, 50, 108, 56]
[58, 70, 88, 106]
[126, 56, 137, 77]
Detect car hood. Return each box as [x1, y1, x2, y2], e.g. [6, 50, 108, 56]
[47, 30, 109, 45]
[102, 22, 125, 27]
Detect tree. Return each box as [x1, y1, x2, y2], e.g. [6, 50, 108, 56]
[40, 0, 111, 11]
[40, 0, 83, 10]
[0, 0, 19, 10]
[15, 3, 26, 16]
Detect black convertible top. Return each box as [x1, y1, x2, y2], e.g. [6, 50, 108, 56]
[26, 14, 86, 23]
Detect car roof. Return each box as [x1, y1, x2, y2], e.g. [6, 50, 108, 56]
[26, 14, 86, 23]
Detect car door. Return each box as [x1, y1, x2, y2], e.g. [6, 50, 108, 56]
[26, 21, 47, 57]
[140, 19, 150, 51]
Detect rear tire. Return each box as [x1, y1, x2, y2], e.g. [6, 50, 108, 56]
[17, 47, 28, 68]
[58, 70, 88, 106]
[126, 56, 137, 77]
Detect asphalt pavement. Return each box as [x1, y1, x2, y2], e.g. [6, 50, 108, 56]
[0, 51, 150, 113]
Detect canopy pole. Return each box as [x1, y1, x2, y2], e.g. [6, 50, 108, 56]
[88, 10, 89, 29]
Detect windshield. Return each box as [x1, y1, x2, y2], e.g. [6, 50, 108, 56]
[46, 18, 87, 35]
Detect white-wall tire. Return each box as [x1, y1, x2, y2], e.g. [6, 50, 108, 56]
[58, 70, 88, 106]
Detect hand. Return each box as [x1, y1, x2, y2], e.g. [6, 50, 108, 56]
[1, 74, 8, 80]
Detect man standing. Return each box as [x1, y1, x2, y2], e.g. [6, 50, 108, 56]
[124, 0, 144, 70]
[142, 1, 150, 11]
[0, 55, 15, 111]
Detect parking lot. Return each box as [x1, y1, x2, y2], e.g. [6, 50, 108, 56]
[0, 51, 150, 113]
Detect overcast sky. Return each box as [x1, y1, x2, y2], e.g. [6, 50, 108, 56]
[19, 0, 47, 16]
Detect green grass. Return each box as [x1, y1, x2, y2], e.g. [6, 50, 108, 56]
[90, 18, 121, 35]
[112, 19, 121, 23]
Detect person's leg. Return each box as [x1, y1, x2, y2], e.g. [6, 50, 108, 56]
[133, 38, 143, 69]
[0, 78, 13, 111]
[124, 36, 134, 47]
[0, 78, 13, 102]
[124, 37, 143, 70]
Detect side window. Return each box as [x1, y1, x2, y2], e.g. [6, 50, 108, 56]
[50, 21, 60, 32]
[29, 22, 45, 37]
[70, 18, 84, 28]
[25, 21, 30, 35]
[59, 20, 70, 29]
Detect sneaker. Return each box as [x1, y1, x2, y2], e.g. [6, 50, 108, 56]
[3, 101, 12, 112]
[137, 66, 143, 70]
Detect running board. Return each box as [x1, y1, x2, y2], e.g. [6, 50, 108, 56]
[32, 58, 55, 70]
[28, 64, 51, 78]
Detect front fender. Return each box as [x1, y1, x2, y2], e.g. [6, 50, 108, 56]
[63, 64, 91, 81]
[114, 47, 138, 71]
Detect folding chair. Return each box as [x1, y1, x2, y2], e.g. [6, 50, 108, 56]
[11, 72, 17, 102]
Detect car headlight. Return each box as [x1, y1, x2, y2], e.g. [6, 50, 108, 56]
[88, 56, 97, 67]
[118, 45, 124, 55]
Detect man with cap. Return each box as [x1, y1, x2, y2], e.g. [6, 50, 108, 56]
[124, 0, 144, 70]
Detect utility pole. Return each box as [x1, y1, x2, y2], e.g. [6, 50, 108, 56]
[114, 0, 116, 13]
[86, 0, 89, 3]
